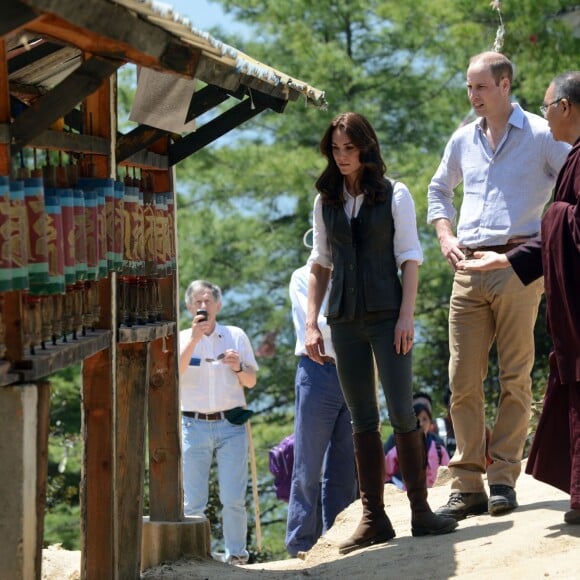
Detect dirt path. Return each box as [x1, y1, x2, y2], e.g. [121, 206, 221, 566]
[44, 462, 580, 579]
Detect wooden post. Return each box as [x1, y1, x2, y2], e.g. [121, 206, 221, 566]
[35, 381, 51, 580]
[0, 385, 39, 580]
[81, 348, 114, 580]
[115, 342, 149, 579]
[148, 334, 182, 521]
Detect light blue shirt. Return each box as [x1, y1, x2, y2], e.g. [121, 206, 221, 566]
[427, 103, 570, 247]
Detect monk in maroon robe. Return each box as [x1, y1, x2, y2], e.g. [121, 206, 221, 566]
[457, 71, 580, 525]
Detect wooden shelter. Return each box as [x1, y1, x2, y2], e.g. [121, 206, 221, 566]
[0, 1, 326, 578]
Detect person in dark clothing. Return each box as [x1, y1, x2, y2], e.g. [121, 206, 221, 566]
[457, 71, 580, 525]
[305, 112, 457, 555]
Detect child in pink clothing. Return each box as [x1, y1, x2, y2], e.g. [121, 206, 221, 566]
[385, 403, 450, 489]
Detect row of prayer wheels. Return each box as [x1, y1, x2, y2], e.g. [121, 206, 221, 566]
[0, 160, 176, 360]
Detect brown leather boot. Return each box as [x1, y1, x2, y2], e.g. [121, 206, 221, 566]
[395, 429, 458, 537]
[337, 431, 395, 555]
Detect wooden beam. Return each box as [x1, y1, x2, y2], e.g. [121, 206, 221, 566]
[116, 342, 149, 579]
[0, 125, 110, 155]
[116, 125, 167, 165]
[168, 97, 267, 165]
[183, 83, 242, 124]
[13, 330, 112, 380]
[21, 0, 200, 77]
[10, 55, 121, 152]
[117, 321, 175, 344]
[1, 1, 41, 38]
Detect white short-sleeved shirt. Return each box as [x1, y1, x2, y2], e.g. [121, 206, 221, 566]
[179, 322, 258, 413]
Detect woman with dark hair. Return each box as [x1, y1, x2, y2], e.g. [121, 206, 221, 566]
[305, 112, 457, 555]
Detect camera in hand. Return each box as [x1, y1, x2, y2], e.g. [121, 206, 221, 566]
[196, 308, 208, 321]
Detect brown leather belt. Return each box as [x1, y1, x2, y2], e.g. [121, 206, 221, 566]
[463, 236, 535, 259]
[183, 411, 225, 421]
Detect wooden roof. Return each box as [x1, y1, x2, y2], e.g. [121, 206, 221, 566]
[3, 0, 327, 165]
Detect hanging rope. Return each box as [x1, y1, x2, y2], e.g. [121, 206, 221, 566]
[490, 1, 505, 52]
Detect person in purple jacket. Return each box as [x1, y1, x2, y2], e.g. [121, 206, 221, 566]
[457, 71, 580, 526]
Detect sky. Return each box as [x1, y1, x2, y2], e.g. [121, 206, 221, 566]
[155, 0, 244, 35]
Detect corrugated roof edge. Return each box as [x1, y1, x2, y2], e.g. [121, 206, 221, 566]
[113, 0, 327, 109]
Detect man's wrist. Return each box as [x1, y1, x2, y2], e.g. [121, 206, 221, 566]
[234, 362, 245, 373]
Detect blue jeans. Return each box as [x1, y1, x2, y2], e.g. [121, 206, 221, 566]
[182, 416, 249, 562]
[285, 356, 357, 556]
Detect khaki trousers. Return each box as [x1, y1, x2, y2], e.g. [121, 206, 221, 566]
[447, 267, 543, 492]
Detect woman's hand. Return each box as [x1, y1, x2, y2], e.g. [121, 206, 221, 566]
[394, 314, 415, 356]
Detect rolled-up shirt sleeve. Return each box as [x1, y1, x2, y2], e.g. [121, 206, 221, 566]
[393, 181, 423, 268]
[427, 137, 462, 225]
[309, 194, 333, 269]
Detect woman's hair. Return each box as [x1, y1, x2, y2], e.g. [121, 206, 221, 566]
[413, 402, 433, 421]
[315, 112, 391, 207]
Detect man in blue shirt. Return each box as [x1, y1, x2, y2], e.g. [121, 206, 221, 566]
[427, 51, 570, 520]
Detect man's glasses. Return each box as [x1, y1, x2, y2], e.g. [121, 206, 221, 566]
[540, 98, 564, 118]
[204, 353, 225, 363]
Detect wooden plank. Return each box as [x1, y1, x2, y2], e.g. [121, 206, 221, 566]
[148, 334, 182, 521]
[117, 321, 175, 344]
[11, 55, 121, 152]
[0, 0, 41, 37]
[115, 342, 149, 579]
[183, 83, 233, 124]
[35, 380, 50, 580]
[0, 124, 110, 154]
[119, 148, 168, 170]
[3, 291, 25, 363]
[116, 124, 167, 165]
[13, 329, 112, 380]
[81, 348, 114, 580]
[0, 40, 11, 174]
[23, 2, 200, 77]
[7, 40, 63, 75]
[168, 97, 267, 166]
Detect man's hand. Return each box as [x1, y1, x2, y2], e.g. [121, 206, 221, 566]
[439, 233, 465, 271]
[305, 324, 326, 364]
[222, 348, 242, 371]
[457, 251, 510, 271]
[434, 218, 464, 271]
[191, 311, 210, 340]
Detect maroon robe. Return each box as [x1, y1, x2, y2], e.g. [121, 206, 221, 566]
[508, 138, 580, 508]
